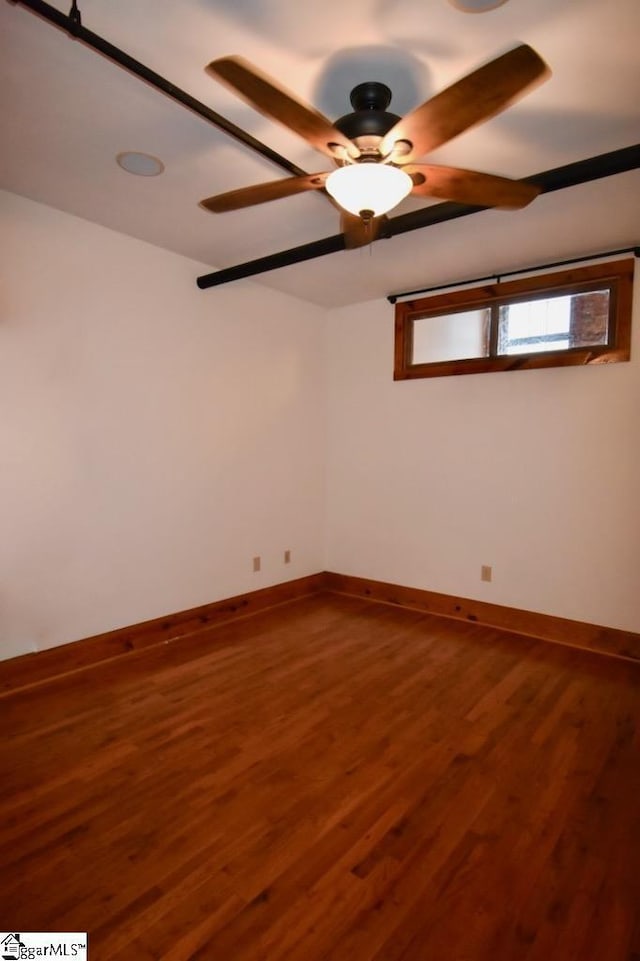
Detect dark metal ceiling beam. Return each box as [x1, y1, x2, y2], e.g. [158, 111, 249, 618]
[196, 144, 640, 290]
[9, 0, 307, 178]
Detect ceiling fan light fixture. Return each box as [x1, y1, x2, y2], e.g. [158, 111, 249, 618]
[325, 163, 413, 218]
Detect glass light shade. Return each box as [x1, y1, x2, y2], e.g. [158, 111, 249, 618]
[325, 163, 413, 217]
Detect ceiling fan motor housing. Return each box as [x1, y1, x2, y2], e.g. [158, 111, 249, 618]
[334, 81, 402, 143]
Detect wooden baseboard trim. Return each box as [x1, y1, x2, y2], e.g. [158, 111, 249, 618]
[323, 572, 640, 664]
[0, 574, 326, 695]
[4, 570, 638, 694]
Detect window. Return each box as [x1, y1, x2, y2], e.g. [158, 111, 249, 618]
[394, 259, 634, 380]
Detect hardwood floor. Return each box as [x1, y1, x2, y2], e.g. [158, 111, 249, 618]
[1, 593, 638, 960]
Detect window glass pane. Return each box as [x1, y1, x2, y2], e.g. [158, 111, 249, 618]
[498, 289, 610, 355]
[412, 308, 490, 364]
[503, 338, 570, 355]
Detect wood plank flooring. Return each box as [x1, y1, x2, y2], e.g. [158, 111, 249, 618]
[1, 593, 638, 960]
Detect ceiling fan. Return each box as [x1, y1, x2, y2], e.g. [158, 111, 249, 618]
[200, 45, 550, 248]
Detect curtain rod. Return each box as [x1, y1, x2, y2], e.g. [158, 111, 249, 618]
[386, 246, 640, 304]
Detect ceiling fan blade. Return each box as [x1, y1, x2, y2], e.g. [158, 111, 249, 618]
[207, 56, 359, 161]
[200, 172, 330, 212]
[341, 213, 388, 249]
[381, 44, 550, 163]
[406, 164, 541, 208]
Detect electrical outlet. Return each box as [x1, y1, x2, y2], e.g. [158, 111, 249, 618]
[481, 565, 492, 582]
[284, 549, 291, 564]
[253, 556, 261, 573]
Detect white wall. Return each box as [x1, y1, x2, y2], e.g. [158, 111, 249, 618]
[0, 191, 326, 659]
[326, 262, 640, 633]
[3, 188, 639, 662]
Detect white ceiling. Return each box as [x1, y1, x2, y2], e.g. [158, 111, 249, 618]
[1, 0, 639, 307]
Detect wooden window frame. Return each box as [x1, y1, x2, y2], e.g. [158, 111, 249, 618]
[394, 259, 634, 380]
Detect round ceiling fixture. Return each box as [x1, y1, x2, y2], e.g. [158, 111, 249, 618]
[116, 151, 165, 176]
[448, 0, 509, 11]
